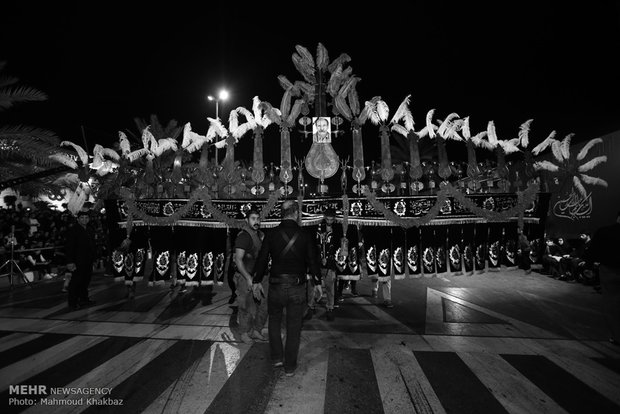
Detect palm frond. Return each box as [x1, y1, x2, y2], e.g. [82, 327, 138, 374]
[389, 94, 411, 126]
[0, 86, 48, 110]
[577, 137, 603, 161]
[316, 42, 329, 70]
[328, 53, 351, 73]
[277, 75, 294, 91]
[48, 153, 78, 169]
[487, 121, 498, 145]
[577, 155, 607, 172]
[425, 109, 436, 138]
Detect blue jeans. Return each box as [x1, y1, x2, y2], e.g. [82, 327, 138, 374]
[268, 282, 306, 371]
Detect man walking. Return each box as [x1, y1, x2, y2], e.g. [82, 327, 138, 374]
[66, 210, 97, 310]
[234, 209, 267, 343]
[253, 201, 322, 376]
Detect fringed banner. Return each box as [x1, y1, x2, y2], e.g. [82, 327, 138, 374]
[487, 223, 503, 272]
[149, 226, 172, 286]
[337, 223, 360, 281]
[447, 225, 463, 276]
[406, 227, 421, 278]
[462, 224, 475, 276]
[279, 127, 293, 185]
[502, 222, 518, 269]
[474, 223, 488, 274]
[361, 226, 391, 282]
[420, 226, 436, 277]
[392, 227, 407, 280]
[435, 226, 448, 277]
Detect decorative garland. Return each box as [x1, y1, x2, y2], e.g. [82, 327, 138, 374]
[362, 188, 449, 228]
[120, 186, 281, 229]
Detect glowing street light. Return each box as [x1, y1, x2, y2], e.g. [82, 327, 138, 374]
[207, 89, 229, 120]
[207, 89, 229, 165]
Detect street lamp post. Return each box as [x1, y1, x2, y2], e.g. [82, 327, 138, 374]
[207, 89, 229, 165]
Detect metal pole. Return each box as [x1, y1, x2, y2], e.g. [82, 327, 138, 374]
[214, 100, 220, 165]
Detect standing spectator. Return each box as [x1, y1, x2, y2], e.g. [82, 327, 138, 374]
[588, 211, 620, 346]
[314, 208, 339, 321]
[65, 210, 97, 310]
[252, 200, 322, 377]
[233, 209, 267, 343]
[517, 227, 531, 274]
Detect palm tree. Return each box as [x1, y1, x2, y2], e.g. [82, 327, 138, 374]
[0, 61, 67, 196]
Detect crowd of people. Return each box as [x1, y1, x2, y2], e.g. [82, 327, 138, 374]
[0, 203, 109, 283]
[540, 231, 598, 287]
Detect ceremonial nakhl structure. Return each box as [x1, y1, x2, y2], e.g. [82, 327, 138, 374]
[48, 43, 610, 288]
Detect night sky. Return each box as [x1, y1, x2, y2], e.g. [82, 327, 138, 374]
[3, 1, 620, 163]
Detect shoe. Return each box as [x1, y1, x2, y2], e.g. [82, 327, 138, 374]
[249, 330, 267, 342]
[240, 332, 253, 343]
[326, 310, 335, 321]
[383, 301, 394, 309]
[609, 338, 620, 347]
[525, 269, 532, 274]
[285, 369, 296, 377]
[61, 288, 68, 293]
[337, 297, 344, 303]
[371, 290, 378, 298]
[228, 293, 237, 305]
[351, 291, 358, 297]
[273, 361, 284, 368]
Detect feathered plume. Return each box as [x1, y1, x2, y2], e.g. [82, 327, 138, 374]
[534, 160, 560, 172]
[498, 138, 521, 154]
[437, 113, 460, 138]
[328, 53, 351, 73]
[389, 94, 414, 131]
[286, 99, 304, 125]
[424, 109, 437, 138]
[577, 137, 603, 161]
[295, 45, 315, 69]
[278, 75, 294, 91]
[560, 133, 574, 160]
[316, 43, 329, 71]
[60, 141, 89, 166]
[579, 173, 608, 187]
[391, 124, 409, 137]
[487, 121, 499, 146]
[461, 116, 471, 139]
[577, 155, 607, 172]
[531, 130, 557, 155]
[206, 117, 229, 141]
[151, 138, 178, 157]
[347, 77, 361, 116]
[551, 140, 564, 162]
[573, 176, 588, 199]
[518, 119, 533, 148]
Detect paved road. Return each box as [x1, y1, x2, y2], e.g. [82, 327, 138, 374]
[0, 270, 619, 413]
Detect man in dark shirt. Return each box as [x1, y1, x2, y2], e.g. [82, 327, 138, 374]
[253, 200, 322, 376]
[65, 210, 97, 310]
[588, 211, 620, 345]
[234, 209, 266, 343]
[316, 208, 339, 321]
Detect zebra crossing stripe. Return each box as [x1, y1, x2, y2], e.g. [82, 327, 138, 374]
[0, 333, 74, 370]
[205, 342, 279, 414]
[0, 333, 44, 353]
[501, 354, 620, 414]
[324, 348, 384, 414]
[79, 339, 213, 413]
[141, 341, 251, 413]
[264, 338, 330, 414]
[0, 337, 142, 410]
[414, 351, 509, 414]
[23, 338, 176, 414]
[0, 335, 106, 393]
[457, 351, 568, 414]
